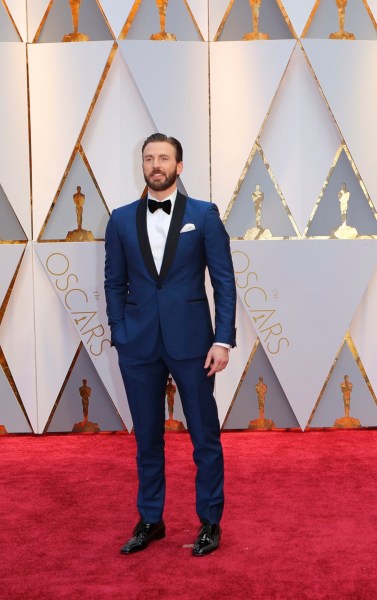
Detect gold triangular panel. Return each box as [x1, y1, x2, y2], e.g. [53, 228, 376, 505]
[120, 0, 203, 41]
[224, 145, 299, 239]
[309, 337, 377, 428]
[40, 148, 109, 242]
[223, 341, 299, 430]
[34, 0, 114, 43]
[215, 0, 294, 41]
[303, 0, 377, 40]
[46, 343, 126, 433]
[305, 146, 377, 238]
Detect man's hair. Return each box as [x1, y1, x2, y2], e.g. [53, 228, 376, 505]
[142, 133, 183, 162]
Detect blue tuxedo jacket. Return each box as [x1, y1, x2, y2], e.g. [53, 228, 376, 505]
[104, 191, 236, 360]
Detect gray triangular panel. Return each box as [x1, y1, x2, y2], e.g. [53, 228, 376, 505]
[47, 344, 125, 433]
[223, 343, 299, 429]
[0, 184, 27, 241]
[37, 0, 113, 42]
[310, 343, 377, 428]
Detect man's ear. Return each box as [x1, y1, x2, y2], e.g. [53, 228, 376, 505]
[177, 161, 183, 176]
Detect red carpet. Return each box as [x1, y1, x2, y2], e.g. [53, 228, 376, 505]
[2, 431, 377, 599]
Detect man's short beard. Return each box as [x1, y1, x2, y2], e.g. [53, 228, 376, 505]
[144, 170, 178, 192]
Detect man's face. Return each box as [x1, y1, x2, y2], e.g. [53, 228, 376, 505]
[142, 141, 183, 193]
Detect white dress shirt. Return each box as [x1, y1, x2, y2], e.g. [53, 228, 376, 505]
[147, 190, 177, 274]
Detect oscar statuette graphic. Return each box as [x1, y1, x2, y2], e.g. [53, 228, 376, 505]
[150, 0, 177, 41]
[243, 0, 269, 41]
[329, 0, 355, 40]
[72, 379, 100, 432]
[245, 184, 272, 240]
[62, 0, 89, 42]
[248, 377, 276, 430]
[330, 183, 358, 239]
[333, 375, 361, 428]
[66, 186, 94, 242]
[164, 376, 185, 431]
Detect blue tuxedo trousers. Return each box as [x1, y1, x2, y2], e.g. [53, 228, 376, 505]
[118, 332, 224, 525]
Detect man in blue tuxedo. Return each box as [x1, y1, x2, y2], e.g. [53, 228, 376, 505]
[105, 133, 236, 556]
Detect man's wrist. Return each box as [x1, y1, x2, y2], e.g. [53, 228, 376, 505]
[213, 343, 231, 350]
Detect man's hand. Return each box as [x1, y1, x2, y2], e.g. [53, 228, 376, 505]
[204, 345, 230, 377]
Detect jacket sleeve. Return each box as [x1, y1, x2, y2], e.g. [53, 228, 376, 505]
[203, 203, 237, 347]
[104, 210, 128, 343]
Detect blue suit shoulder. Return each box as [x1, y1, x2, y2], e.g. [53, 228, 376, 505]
[111, 199, 140, 218]
[186, 197, 219, 214]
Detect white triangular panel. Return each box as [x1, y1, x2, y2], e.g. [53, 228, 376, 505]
[0, 43, 30, 238]
[231, 240, 377, 429]
[350, 266, 377, 406]
[35, 242, 132, 431]
[187, 0, 208, 40]
[209, 0, 231, 40]
[260, 43, 341, 234]
[29, 41, 114, 239]
[0, 245, 24, 306]
[119, 41, 210, 200]
[98, 0, 135, 38]
[216, 296, 257, 426]
[6, 0, 27, 40]
[0, 244, 37, 431]
[82, 48, 155, 212]
[281, 0, 316, 37]
[33, 247, 80, 432]
[26, 0, 50, 42]
[303, 40, 377, 208]
[211, 41, 295, 216]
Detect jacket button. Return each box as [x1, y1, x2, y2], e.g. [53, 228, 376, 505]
[157, 282, 162, 289]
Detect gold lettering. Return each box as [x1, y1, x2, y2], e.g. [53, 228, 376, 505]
[260, 322, 283, 341]
[250, 309, 275, 329]
[90, 338, 111, 357]
[244, 286, 267, 307]
[268, 337, 289, 355]
[46, 253, 69, 276]
[56, 272, 78, 292]
[231, 250, 250, 274]
[65, 288, 89, 310]
[85, 324, 105, 344]
[236, 271, 258, 290]
[71, 311, 96, 331]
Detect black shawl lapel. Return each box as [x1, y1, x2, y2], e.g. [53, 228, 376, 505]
[159, 191, 187, 281]
[136, 197, 159, 281]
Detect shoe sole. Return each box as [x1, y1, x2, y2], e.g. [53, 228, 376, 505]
[192, 543, 220, 557]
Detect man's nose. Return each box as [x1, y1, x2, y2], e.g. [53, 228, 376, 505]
[152, 158, 162, 168]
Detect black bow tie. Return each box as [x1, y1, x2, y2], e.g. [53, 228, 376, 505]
[148, 198, 172, 215]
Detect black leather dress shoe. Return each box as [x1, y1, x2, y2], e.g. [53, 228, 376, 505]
[192, 523, 221, 556]
[120, 520, 166, 554]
